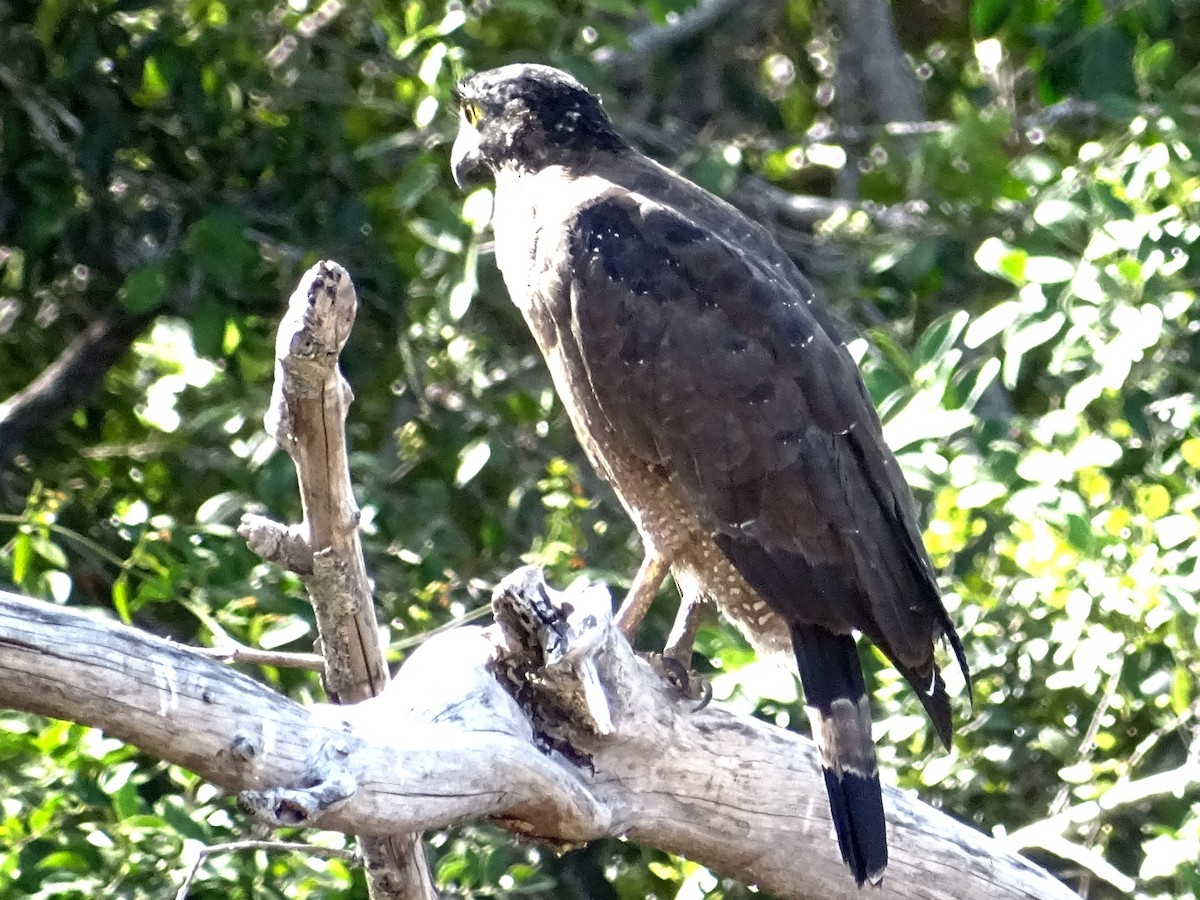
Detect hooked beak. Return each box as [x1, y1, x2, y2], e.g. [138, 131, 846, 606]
[450, 119, 486, 190]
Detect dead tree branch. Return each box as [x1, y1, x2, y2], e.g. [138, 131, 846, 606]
[823, 0, 925, 126]
[235, 261, 433, 899]
[0, 576, 1077, 900]
[592, 0, 743, 67]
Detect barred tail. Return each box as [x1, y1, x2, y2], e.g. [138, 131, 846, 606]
[791, 625, 887, 886]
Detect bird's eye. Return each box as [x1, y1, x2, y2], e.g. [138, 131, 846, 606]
[462, 101, 483, 127]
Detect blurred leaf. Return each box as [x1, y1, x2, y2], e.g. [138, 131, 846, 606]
[1080, 25, 1137, 101]
[1023, 255, 1075, 284]
[454, 439, 491, 487]
[9, 535, 31, 588]
[970, 0, 1010, 36]
[119, 264, 168, 313]
[258, 615, 312, 649]
[964, 301, 1020, 348]
[31, 534, 67, 569]
[975, 237, 1026, 284]
[185, 211, 255, 292]
[33, 0, 70, 45]
[43, 570, 72, 602]
[112, 574, 132, 624]
[1180, 438, 1200, 469]
[916, 311, 969, 365]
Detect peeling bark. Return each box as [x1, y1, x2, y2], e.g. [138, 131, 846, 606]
[0, 575, 1076, 900]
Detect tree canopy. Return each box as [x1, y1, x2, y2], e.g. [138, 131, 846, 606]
[1, 0, 1198, 898]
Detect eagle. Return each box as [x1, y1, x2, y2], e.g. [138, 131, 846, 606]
[450, 63, 970, 886]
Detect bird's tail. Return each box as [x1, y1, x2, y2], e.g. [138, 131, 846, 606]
[791, 625, 887, 886]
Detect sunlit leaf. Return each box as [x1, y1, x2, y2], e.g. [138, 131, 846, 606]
[454, 439, 491, 487]
[258, 615, 312, 649]
[964, 300, 1020, 348]
[11, 532, 32, 585]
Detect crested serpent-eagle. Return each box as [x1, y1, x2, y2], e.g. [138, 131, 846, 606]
[450, 63, 971, 887]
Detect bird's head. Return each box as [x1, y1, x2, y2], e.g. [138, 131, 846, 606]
[451, 64, 627, 188]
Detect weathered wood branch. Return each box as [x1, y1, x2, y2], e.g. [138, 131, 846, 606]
[236, 260, 432, 899]
[0, 574, 1077, 900]
[243, 260, 387, 703]
[592, 0, 742, 67]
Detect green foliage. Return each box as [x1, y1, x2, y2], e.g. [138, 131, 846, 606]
[2, 0, 1198, 897]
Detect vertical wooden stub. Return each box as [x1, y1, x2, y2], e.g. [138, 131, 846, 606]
[267, 261, 384, 704]
[253, 260, 435, 899]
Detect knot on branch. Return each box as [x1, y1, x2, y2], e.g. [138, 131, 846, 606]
[489, 566, 618, 768]
[239, 735, 358, 827]
[229, 727, 265, 763]
[237, 514, 313, 574]
[276, 260, 357, 391]
[264, 260, 358, 448]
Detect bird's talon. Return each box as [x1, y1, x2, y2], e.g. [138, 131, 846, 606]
[657, 655, 690, 694]
[653, 654, 711, 708]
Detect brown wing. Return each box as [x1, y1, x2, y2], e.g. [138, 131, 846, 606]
[562, 190, 969, 729]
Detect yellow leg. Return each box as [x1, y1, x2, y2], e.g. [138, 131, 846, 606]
[614, 550, 670, 638]
[663, 592, 707, 669]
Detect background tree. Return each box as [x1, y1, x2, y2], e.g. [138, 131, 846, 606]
[1, 0, 1198, 898]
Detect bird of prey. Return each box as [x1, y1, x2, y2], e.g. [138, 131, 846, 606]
[451, 63, 970, 886]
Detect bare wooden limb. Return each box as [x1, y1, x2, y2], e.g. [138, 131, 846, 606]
[0, 591, 329, 795]
[732, 176, 926, 232]
[822, 0, 925, 126]
[0, 591, 601, 843]
[591, 0, 742, 67]
[238, 513, 313, 575]
[0, 63, 83, 163]
[238, 260, 432, 899]
[254, 261, 385, 703]
[0, 584, 1077, 900]
[821, 0, 925, 198]
[485, 568, 1078, 899]
[183, 639, 326, 672]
